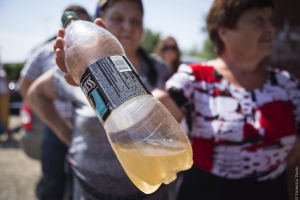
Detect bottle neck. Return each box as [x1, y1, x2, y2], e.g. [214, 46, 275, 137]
[63, 17, 79, 29]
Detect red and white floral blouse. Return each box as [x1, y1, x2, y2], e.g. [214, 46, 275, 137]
[166, 63, 300, 181]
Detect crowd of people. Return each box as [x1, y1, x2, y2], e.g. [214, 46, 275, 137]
[8, 0, 300, 199]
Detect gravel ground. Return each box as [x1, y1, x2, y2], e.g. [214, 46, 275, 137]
[0, 115, 41, 200]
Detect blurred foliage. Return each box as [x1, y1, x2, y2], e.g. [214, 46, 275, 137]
[185, 27, 217, 60]
[199, 38, 217, 60]
[184, 45, 202, 57]
[1, 25, 215, 81]
[3, 62, 24, 80]
[141, 28, 161, 53]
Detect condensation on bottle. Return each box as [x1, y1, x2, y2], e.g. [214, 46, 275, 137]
[61, 11, 193, 194]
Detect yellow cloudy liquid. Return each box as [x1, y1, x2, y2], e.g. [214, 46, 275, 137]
[112, 140, 193, 194]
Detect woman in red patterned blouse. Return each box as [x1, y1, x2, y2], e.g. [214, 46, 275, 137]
[154, 0, 300, 199]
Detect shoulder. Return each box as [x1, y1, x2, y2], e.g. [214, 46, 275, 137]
[149, 53, 166, 65]
[31, 40, 55, 57]
[148, 53, 171, 71]
[267, 67, 300, 87]
[24, 40, 55, 67]
[176, 62, 220, 83]
[23, 40, 55, 66]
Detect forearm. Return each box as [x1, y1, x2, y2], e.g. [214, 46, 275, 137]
[26, 72, 71, 146]
[18, 76, 34, 102]
[152, 88, 183, 122]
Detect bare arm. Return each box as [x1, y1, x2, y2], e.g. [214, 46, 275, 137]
[18, 76, 34, 101]
[152, 88, 183, 122]
[27, 70, 72, 146]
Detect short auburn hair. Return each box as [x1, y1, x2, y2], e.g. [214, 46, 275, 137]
[206, 0, 274, 55]
[95, 0, 143, 19]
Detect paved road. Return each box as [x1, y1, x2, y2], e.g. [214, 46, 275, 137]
[0, 115, 41, 200]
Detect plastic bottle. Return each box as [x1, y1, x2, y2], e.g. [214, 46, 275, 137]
[61, 11, 193, 194]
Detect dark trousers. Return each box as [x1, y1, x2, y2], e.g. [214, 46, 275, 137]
[38, 125, 69, 200]
[177, 165, 289, 200]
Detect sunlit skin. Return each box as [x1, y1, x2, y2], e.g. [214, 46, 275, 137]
[219, 7, 275, 67]
[102, 1, 143, 58]
[162, 38, 179, 67]
[211, 7, 276, 90]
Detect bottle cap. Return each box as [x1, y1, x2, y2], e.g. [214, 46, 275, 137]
[61, 11, 78, 27]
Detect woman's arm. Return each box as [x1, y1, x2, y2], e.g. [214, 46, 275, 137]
[18, 77, 34, 101]
[152, 88, 183, 122]
[27, 70, 72, 146]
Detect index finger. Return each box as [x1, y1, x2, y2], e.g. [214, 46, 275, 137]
[54, 28, 68, 73]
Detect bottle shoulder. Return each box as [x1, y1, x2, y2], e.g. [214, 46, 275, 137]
[104, 94, 160, 131]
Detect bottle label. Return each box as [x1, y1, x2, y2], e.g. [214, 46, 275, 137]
[80, 55, 151, 124]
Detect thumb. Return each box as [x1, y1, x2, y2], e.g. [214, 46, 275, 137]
[94, 18, 107, 29]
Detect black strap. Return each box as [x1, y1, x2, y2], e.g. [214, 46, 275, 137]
[137, 47, 158, 87]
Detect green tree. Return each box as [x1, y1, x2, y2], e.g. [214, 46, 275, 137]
[184, 45, 202, 57]
[184, 36, 216, 61]
[184, 17, 217, 60]
[3, 62, 25, 80]
[199, 37, 217, 60]
[141, 28, 161, 53]
[197, 25, 216, 60]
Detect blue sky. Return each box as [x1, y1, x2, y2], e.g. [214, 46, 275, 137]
[0, 0, 214, 63]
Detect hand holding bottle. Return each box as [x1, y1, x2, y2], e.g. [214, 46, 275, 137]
[53, 18, 106, 86]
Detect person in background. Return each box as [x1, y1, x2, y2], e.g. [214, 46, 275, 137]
[18, 5, 91, 200]
[27, 0, 172, 199]
[154, 36, 181, 74]
[93, 0, 172, 91]
[0, 65, 10, 137]
[154, 36, 189, 135]
[152, 0, 300, 199]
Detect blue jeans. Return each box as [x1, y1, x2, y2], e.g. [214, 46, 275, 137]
[38, 125, 69, 200]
